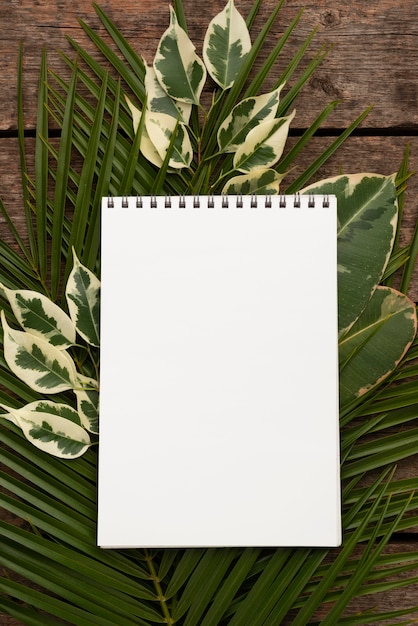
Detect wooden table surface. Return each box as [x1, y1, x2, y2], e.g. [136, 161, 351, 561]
[1, 0, 418, 623]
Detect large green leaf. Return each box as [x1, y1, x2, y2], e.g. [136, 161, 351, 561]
[1, 311, 78, 393]
[153, 6, 207, 104]
[217, 85, 285, 153]
[233, 110, 295, 172]
[203, 0, 251, 89]
[301, 174, 398, 335]
[339, 286, 417, 409]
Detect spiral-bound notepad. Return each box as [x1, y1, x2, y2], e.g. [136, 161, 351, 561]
[98, 194, 340, 548]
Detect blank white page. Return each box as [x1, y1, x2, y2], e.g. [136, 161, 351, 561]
[98, 194, 340, 548]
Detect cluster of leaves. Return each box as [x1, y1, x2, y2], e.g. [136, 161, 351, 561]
[45, 0, 371, 202]
[126, 0, 296, 194]
[0, 252, 99, 459]
[0, 0, 418, 624]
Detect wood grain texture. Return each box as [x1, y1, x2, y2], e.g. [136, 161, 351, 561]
[0, 0, 418, 624]
[0, 0, 417, 130]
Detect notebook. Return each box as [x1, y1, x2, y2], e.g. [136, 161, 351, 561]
[98, 194, 340, 548]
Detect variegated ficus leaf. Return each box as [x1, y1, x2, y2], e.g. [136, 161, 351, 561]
[125, 95, 142, 132]
[203, 0, 251, 89]
[66, 250, 100, 347]
[125, 97, 164, 168]
[233, 109, 295, 173]
[75, 387, 99, 435]
[0, 401, 90, 459]
[153, 6, 207, 104]
[301, 173, 398, 335]
[0, 282, 75, 349]
[222, 168, 285, 195]
[1, 311, 78, 393]
[145, 111, 193, 169]
[339, 286, 417, 409]
[217, 85, 285, 153]
[144, 59, 192, 124]
[73, 373, 99, 434]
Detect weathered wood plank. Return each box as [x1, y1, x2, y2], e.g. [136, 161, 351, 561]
[0, 0, 417, 130]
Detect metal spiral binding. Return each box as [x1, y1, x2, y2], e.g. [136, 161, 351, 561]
[107, 194, 330, 208]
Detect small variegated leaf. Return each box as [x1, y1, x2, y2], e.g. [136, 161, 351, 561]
[125, 97, 164, 168]
[145, 111, 193, 169]
[339, 286, 417, 409]
[217, 85, 285, 153]
[0, 401, 90, 459]
[203, 0, 251, 89]
[1, 311, 78, 393]
[75, 387, 99, 434]
[0, 283, 76, 349]
[233, 110, 295, 173]
[153, 6, 207, 104]
[66, 251, 100, 347]
[222, 168, 285, 195]
[73, 374, 99, 436]
[76, 373, 99, 391]
[144, 59, 192, 124]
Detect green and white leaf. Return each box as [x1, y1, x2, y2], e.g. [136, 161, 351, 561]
[233, 110, 295, 173]
[10, 400, 83, 426]
[203, 0, 251, 89]
[1, 311, 78, 393]
[217, 85, 285, 153]
[66, 251, 100, 347]
[0, 401, 90, 459]
[339, 286, 417, 409]
[145, 110, 193, 169]
[144, 59, 192, 124]
[125, 95, 142, 131]
[125, 96, 164, 168]
[73, 373, 99, 433]
[222, 168, 285, 194]
[74, 387, 99, 434]
[0, 283, 76, 348]
[301, 174, 398, 335]
[153, 6, 207, 104]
